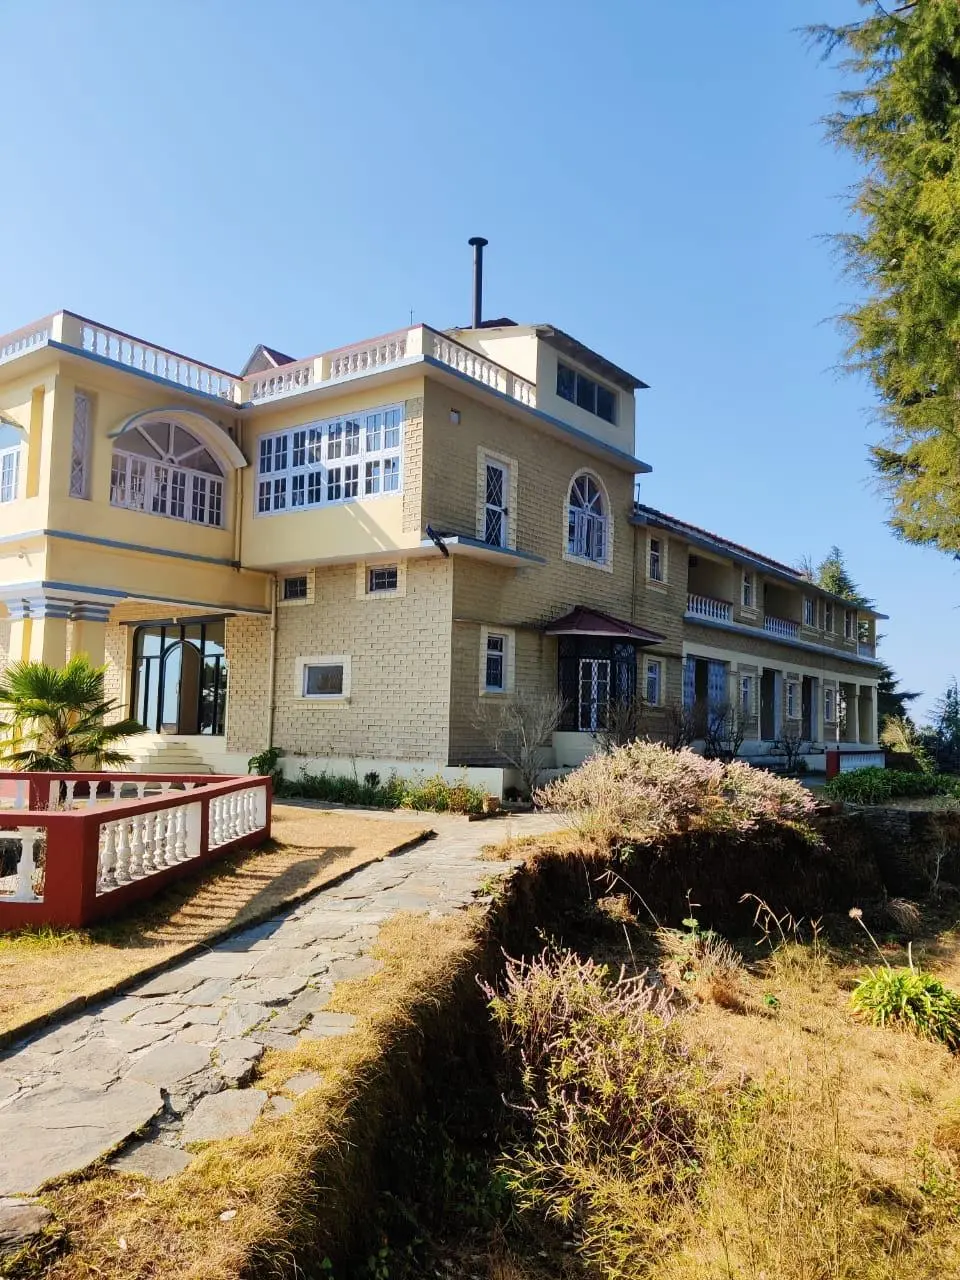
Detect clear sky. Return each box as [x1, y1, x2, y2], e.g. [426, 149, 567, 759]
[1, 0, 954, 720]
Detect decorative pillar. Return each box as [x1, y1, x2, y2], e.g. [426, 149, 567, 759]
[4, 599, 32, 664]
[27, 597, 71, 667]
[70, 602, 110, 666]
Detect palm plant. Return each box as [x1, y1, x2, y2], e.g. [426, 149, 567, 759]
[0, 656, 145, 771]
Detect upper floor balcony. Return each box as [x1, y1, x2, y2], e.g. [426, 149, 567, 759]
[0, 313, 538, 414]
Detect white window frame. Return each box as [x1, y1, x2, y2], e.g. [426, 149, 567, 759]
[741, 570, 755, 610]
[803, 597, 815, 628]
[844, 609, 856, 641]
[786, 681, 798, 719]
[823, 600, 834, 633]
[295, 654, 351, 702]
[824, 686, 836, 723]
[368, 565, 399, 594]
[644, 657, 662, 706]
[565, 471, 611, 570]
[556, 360, 618, 424]
[740, 674, 753, 716]
[0, 445, 20, 504]
[648, 535, 665, 583]
[483, 460, 509, 548]
[479, 626, 515, 696]
[111, 451, 224, 527]
[256, 402, 403, 517]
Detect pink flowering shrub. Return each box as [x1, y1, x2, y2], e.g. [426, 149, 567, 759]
[537, 741, 817, 849]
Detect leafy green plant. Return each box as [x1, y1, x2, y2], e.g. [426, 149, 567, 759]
[851, 967, 960, 1051]
[248, 746, 285, 794]
[0, 656, 145, 770]
[825, 766, 956, 806]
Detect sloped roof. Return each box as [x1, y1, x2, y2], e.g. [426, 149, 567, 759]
[544, 606, 664, 644]
[240, 344, 297, 377]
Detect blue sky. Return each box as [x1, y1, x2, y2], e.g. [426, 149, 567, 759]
[1, 0, 954, 720]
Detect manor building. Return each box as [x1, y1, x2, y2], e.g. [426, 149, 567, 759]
[0, 305, 883, 790]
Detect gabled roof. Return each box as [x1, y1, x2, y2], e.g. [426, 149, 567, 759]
[240, 344, 296, 377]
[544, 606, 664, 644]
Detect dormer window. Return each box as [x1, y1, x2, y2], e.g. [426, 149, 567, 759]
[110, 420, 224, 526]
[556, 362, 617, 424]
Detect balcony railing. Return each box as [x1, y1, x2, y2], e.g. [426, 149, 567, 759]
[763, 615, 800, 640]
[858, 641, 877, 658]
[687, 593, 732, 622]
[0, 313, 541, 414]
[0, 772, 271, 930]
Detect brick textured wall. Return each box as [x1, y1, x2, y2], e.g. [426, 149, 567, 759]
[267, 557, 453, 762]
[224, 613, 273, 755]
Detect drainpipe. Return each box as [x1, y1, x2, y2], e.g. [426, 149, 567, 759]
[266, 576, 278, 749]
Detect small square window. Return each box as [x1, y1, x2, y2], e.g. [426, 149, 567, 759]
[368, 565, 398, 593]
[485, 634, 506, 691]
[303, 664, 344, 697]
[282, 575, 308, 601]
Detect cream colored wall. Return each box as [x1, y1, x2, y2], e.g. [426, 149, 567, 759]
[240, 383, 427, 569]
[534, 341, 636, 454]
[247, 557, 454, 763]
[451, 327, 540, 382]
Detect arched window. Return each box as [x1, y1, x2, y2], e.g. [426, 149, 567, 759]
[110, 420, 225, 526]
[567, 473, 608, 564]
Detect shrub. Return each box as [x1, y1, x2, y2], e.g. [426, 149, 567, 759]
[825, 766, 956, 806]
[537, 741, 816, 849]
[851, 966, 960, 1050]
[247, 746, 285, 794]
[481, 947, 707, 1276]
[285, 768, 489, 815]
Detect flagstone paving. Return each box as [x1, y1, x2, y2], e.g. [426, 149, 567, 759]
[0, 809, 560, 1198]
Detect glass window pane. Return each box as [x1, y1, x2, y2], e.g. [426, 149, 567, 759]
[557, 363, 576, 402]
[304, 664, 343, 696]
[596, 384, 616, 423]
[576, 374, 596, 412]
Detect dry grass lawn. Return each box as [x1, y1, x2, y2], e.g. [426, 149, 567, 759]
[0, 805, 429, 1042]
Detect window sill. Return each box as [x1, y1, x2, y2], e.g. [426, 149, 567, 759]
[646, 578, 668, 592]
[480, 688, 510, 698]
[298, 695, 350, 705]
[563, 549, 612, 573]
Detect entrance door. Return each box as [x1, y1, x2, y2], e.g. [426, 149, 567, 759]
[578, 658, 610, 732]
[131, 619, 228, 735]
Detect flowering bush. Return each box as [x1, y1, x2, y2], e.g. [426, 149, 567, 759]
[537, 741, 817, 849]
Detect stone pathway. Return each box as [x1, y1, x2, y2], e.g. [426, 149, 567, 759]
[0, 809, 560, 1199]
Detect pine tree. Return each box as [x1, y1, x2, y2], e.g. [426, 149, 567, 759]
[876, 658, 921, 724]
[811, 3, 960, 553]
[813, 545, 872, 606]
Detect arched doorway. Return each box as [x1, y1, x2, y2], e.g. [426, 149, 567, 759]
[131, 619, 227, 735]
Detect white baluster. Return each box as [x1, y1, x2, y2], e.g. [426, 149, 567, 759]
[114, 820, 131, 884]
[11, 828, 42, 902]
[128, 816, 145, 880]
[64, 780, 76, 809]
[174, 805, 188, 860]
[163, 807, 177, 866]
[111, 780, 122, 802]
[98, 822, 117, 891]
[86, 781, 100, 808]
[136, 782, 147, 800]
[48, 780, 58, 809]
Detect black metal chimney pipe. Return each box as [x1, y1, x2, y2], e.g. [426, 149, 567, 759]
[468, 236, 488, 328]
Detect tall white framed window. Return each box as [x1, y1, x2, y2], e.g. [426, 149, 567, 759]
[741, 571, 754, 609]
[0, 446, 19, 504]
[740, 674, 753, 716]
[824, 687, 835, 722]
[803, 597, 815, 627]
[567, 473, 608, 565]
[786, 681, 798, 719]
[648, 536, 663, 582]
[110, 420, 224, 526]
[257, 402, 402, 516]
[844, 609, 856, 640]
[484, 460, 509, 547]
[644, 658, 662, 705]
[485, 633, 506, 691]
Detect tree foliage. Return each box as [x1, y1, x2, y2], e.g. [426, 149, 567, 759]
[811, 3, 960, 552]
[0, 656, 145, 771]
[810, 544, 873, 606]
[876, 658, 921, 723]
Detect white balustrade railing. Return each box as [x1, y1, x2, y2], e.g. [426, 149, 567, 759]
[686, 593, 732, 622]
[0, 319, 51, 365]
[0, 828, 44, 902]
[249, 359, 315, 402]
[763, 615, 800, 640]
[208, 785, 267, 850]
[329, 334, 408, 380]
[78, 321, 241, 401]
[430, 333, 506, 392]
[97, 800, 201, 892]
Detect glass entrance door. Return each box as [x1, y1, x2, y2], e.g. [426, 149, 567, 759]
[131, 619, 228, 735]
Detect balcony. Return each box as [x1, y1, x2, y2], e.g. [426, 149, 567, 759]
[687, 593, 732, 622]
[858, 640, 877, 658]
[0, 315, 540, 414]
[763, 615, 800, 640]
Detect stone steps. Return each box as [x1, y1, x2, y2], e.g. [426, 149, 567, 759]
[124, 734, 214, 775]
